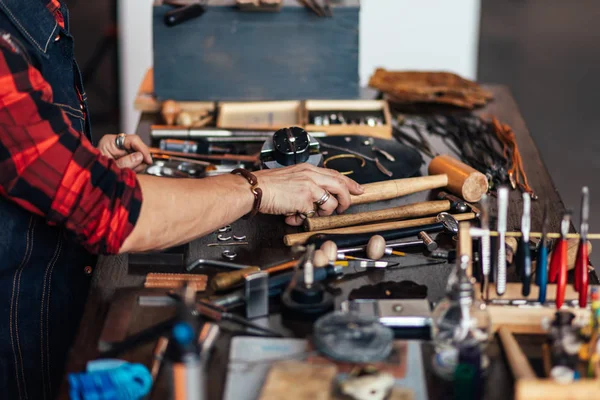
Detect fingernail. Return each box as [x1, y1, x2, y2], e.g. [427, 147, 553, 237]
[133, 152, 143, 162]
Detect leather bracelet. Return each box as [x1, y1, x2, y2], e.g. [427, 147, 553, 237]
[231, 168, 262, 219]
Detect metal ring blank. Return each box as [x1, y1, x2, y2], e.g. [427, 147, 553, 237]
[217, 234, 232, 241]
[222, 250, 237, 260]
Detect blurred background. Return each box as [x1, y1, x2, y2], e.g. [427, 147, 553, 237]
[69, 0, 600, 263]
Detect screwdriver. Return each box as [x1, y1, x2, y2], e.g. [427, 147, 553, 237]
[496, 187, 509, 296]
[517, 193, 532, 296]
[479, 194, 491, 298]
[535, 202, 550, 303]
[551, 212, 571, 309]
[575, 187, 590, 307]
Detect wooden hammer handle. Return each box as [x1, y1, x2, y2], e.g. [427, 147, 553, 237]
[305, 200, 451, 231]
[349, 175, 449, 205]
[284, 212, 475, 246]
[498, 326, 537, 380]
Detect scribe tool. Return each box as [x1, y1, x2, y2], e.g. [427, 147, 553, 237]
[551, 213, 571, 309]
[536, 202, 550, 303]
[496, 187, 509, 296]
[575, 187, 590, 307]
[517, 193, 532, 296]
[479, 194, 491, 298]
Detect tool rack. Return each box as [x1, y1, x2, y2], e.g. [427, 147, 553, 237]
[458, 222, 600, 400]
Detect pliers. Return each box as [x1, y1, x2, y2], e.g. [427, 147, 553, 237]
[549, 212, 571, 308]
[516, 193, 532, 296]
[575, 187, 590, 307]
[535, 202, 549, 303]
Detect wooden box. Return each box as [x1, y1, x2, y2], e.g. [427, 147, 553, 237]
[152, 0, 360, 101]
[304, 99, 393, 139]
[216, 101, 302, 130]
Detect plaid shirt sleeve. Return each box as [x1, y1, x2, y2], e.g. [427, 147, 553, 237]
[0, 38, 143, 255]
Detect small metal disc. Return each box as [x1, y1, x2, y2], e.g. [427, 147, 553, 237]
[217, 234, 232, 241]
[222, 250, 237, 260]
[233, 234, 247, 241]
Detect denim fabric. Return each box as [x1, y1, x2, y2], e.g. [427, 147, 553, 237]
[0, 1, 96, 399]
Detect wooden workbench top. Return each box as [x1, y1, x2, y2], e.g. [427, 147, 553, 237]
[59, 85, 596, 400]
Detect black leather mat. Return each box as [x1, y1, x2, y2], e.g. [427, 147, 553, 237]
[318, 135, 423, 184]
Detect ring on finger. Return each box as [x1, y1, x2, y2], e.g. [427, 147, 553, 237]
[298, 210, 316, 219]
[314, 190, 331, 207]
[115, 133, 127, 150]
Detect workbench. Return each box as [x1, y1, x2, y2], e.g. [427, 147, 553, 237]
[59, 85, 598, 399]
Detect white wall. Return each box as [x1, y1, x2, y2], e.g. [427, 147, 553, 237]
[118, 0, 481, 133]
[359, 0, 481, 85]
[118, 0, 153, 134]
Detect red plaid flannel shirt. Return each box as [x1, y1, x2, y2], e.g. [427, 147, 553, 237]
[0, 0, 142, 255]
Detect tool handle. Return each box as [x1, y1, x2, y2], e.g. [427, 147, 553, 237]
[496, 234, 507, 296]
[211, 267, 261, 291]
[164, 3, 206, 27]
[349, 175, 448, 205]
[555, 239, 568, 308]
[498, 327, 537, 380]
[575, 240, 589, 307]
[517, 238, 532, 296]
[305, 200, 451, 231]
[307, 223, 443, 249]
[536, 243, 548, 303]
[284, 213, 475, 246]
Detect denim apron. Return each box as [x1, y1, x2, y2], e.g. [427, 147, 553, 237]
[0, 1, 97, 398]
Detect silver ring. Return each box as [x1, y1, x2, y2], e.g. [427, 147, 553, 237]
[217, 234, 232, 241]
[115, 133, 127, 150]
[299, 210, 316, 219]
[222, 250, 237, 260]
[315, 190, 331, 207]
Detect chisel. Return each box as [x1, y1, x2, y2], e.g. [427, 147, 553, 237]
[496, 187, 509, 296]
[517, 193, 532, 296]
[575, 187, 590, 307]
[536, 202, 550, 303]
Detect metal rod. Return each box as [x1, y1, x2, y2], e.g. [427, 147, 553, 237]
[469, 228, 600, 240]
[337, 239, 424, 254]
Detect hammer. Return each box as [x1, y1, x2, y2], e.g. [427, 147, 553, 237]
[305, 193, 479, 232]
[349, 154, 488, 205]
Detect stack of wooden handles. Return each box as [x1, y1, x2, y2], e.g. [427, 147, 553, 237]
[285, 155, 487, 245]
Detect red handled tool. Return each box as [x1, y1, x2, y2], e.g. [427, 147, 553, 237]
[554, 213, 571, 309]
[574, 187, 590, 307]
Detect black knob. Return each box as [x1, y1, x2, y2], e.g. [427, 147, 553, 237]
[272, 127, 311, 166]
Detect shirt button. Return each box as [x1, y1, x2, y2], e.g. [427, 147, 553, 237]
[84, 266, 93, 275]
[80, 103, 84, 111]
[54, 34, 60, 42]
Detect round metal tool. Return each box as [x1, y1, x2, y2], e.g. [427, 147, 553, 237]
[260, 127, 322, 169]
[222, 250, 237, 260]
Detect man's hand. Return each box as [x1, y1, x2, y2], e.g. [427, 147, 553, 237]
[255, 164, 364, 226]
[97, 134, 153, 172]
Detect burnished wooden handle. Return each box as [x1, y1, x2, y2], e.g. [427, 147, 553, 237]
[284, 212, 476, 246]
[349, 175, 449, 205]
[305, 200, 451, 231]
[516, 380, 600, 400]
[211, 267, 260, 291]
[428, 155, 488, 202]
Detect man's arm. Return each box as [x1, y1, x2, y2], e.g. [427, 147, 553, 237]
[0, 38, 363, 256]
[0, 39, 142, 254]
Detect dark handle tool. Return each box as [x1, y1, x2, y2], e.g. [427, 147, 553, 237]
[535, 241, 548, 303]
[516, 237, 532, 296]
[575, 239, 589, 307]
[211, 265, 339, 307]
[306, 223, 445, 249]
[164, 3, 206, 27]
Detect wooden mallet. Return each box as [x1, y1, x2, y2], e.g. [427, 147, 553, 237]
[349, 154, 488, 205]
